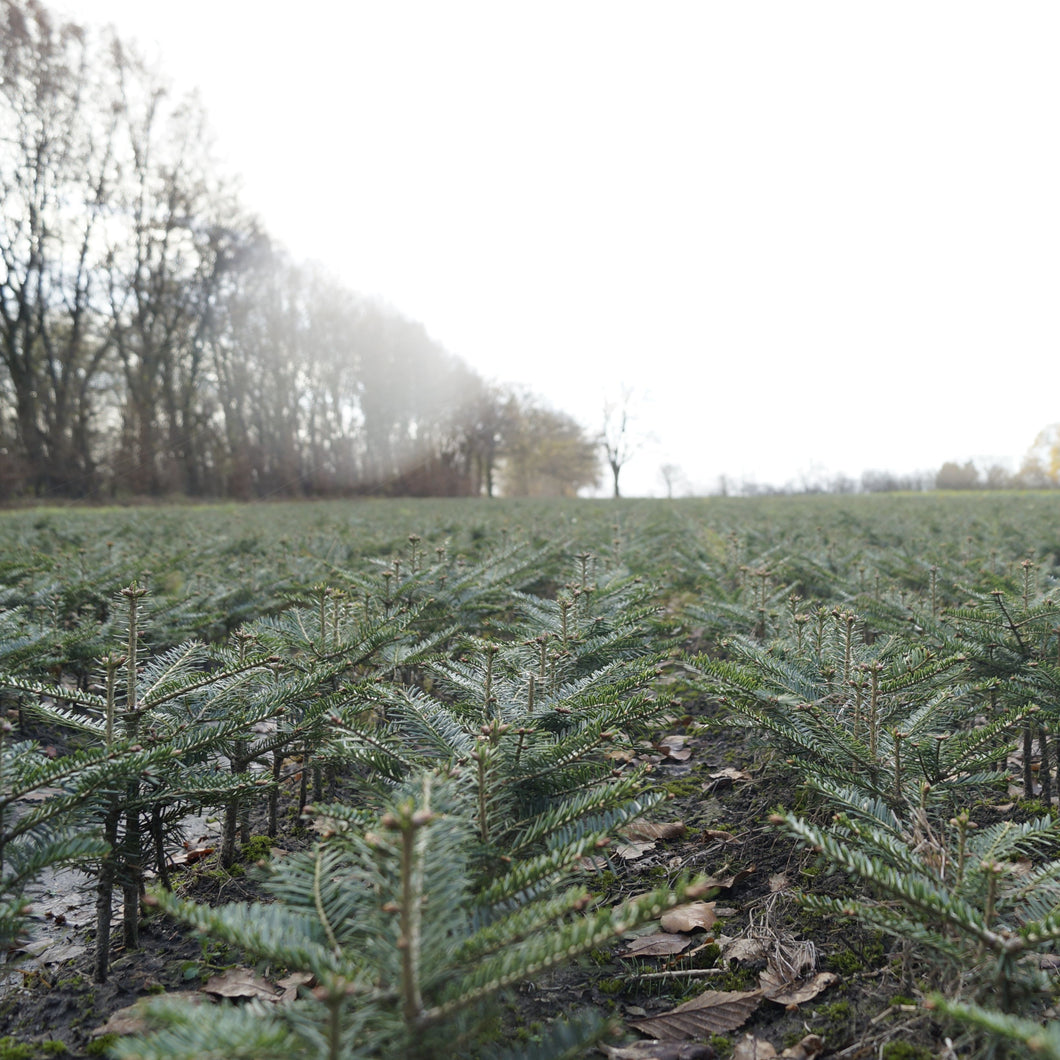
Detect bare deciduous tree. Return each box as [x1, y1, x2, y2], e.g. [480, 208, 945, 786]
[108, 56, 250, 495]
[0, 1, 121, 494]
[659, 462, 684, 499]
[0, 0, 597, 503]
[600, 388, 641, 499]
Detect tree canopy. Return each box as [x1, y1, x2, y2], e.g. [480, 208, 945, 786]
[0, 0, 598, 501]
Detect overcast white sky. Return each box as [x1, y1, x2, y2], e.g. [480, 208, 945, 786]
[58, 1, 1060, 495]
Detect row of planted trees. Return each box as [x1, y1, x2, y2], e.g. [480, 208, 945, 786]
[677, 523, 1060, 1055]
[6, 496, 1060, 1053]
[1, 532, 704, 1057]
[0, 1, 601, 503]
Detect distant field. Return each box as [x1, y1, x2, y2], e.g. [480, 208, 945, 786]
[4, 489, 1060, 697]
[4, 491, 1060, 607]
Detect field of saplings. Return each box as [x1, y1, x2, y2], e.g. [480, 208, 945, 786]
[2, 494, 1060, 1059]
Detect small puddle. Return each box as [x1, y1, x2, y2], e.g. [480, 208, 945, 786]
[2, 810, 222, 990]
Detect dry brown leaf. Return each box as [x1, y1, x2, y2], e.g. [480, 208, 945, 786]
[616, 840, 656, 860]
[169, 844, 215, 867]
[733, 1035, 777, 1060]
[623, 820, 688, 842]
[90, 1001, 154, 1038]
[732, 1033, 824, 1060]
[277, 971, 314, 1003]
[623, 932, 695, 958]
[702, 866, 754, 891]
[759, 969, 838, 1006]
[657, 736, 693, 762]
[629, 988, 762, 1039]
[203, 967, 284, 1002]
[709, 768, 753, 783]
[718, 935, 771, 964]
[780, 1034, 825, 1059]
[578, 854, 611, 871]
[601, 1041, 717, 1059]
[660, 901, 717, 934]
[90, 993, 204, 1037]
[701, 829, 740, 844]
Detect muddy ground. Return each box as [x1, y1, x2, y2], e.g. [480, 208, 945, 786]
[0, 698, 969, 1060]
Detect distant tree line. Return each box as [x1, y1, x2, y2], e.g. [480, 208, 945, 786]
[0, 1, 600, 502]
[706, 443, 1060, 499]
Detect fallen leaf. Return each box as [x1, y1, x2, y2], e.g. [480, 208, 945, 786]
[601, 1042, 717, 1059]
[90, 993, 204, 1037]
[616, 840, 656, 860]
[578, 854, 611, 871]
[709, 768, 753, 783]
[203, 967, 283, 1002]
[622, 933, 694, 958]
[718, 935, 771, 964]
[701, 866, 754, 891]
[781, 1034, 825, 1059]
[701, 830, 740, 844]
[733, 1035, 777, 1060]
[169, 845, 215, 867]
[733, 1033, 823, 1060]
[759, 970, 838, 1006]
[660, 902, 717, 934]
[629, 989, 762, 1039]
[276, 971, 313, 1003]
[657, 736, 693, 761]
[90, 1002, 154, 1038]
[623, 821, 688, 842]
